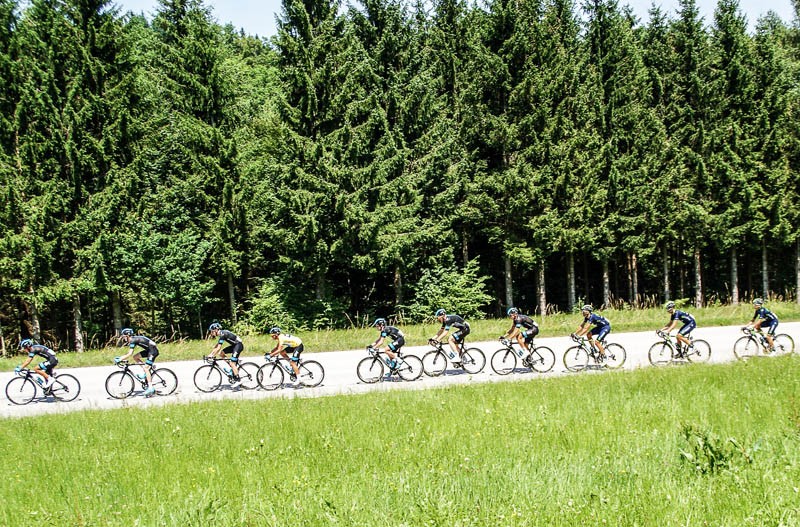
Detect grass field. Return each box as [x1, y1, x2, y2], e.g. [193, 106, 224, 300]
[1, 355, 799, 526]
[2, 302, 800, 371]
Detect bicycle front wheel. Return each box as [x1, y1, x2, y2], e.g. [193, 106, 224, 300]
[193, 364, 222, 393]
[105, 371, 135, 399]
[604, 344, 626, 369]
[648, 342, 672, 366]
[460, 348, 486, 374]
[6, 377, 37, 405]
[686, 340, 711, 363]
[422, 350, 447, 377]
[237, 362, 260, 389]
[773, 334, 795, 356]
[733, 336, 759, 360]
[257, 363, 284, 390]
[563, 346, 589, 372]
[298, 360, 325, 387]
[397, 354, 424, 381]
[529, 346, 556, 373]
[490, 348, 517, 375]
[357, 357, 384, 384]
[51, 374, 80, 402]
[152, 368, 178, 396]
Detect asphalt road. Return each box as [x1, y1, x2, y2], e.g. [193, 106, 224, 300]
[2, 322, 798, 419]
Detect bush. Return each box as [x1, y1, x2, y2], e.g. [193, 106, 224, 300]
[243, 278, 299, 333]
[401, 259, 492, 322]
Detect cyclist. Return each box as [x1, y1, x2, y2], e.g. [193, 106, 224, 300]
[572, 305, 611, 359]
[431, 309, 470, 365]
[747, 298, 779, 352]
[115, 328, 158, 397]
[500, 307, 539, 359]
[369, 318, 404, 375]
[207, 322, 243, 388]
[267, 327, 303, 384]
[660, 301, 696, 352]
[15, 339, 57, 392]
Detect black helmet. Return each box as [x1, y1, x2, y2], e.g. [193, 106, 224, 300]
[507, 307, 518, 316]
[434, 309, 446, 317]
[581, 305, 593, 312]
[208, 322, 222, 331]
[269, 327, 281, 335]
[666, 301, 676, 310]
[373, 318, 387, 327]
[121, 328, 134, 336]
[753, 298, 764, 306]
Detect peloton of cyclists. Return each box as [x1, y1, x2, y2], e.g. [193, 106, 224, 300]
[15, 339, 58, 392]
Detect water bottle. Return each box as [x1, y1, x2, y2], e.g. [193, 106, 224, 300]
[517, 348, 524, 358]
[449, 351, 456, 359]
[223, 366, 233, 376]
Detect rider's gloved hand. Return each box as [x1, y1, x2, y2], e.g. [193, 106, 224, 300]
[14, 366, 21, 373]
[113, 356, 121, 364]
[570, 333, 576, 339]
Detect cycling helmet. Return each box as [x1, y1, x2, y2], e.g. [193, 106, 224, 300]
[753, 298, 764, 305]
[373, 318, 387, 327]
[120, 328, 134, 336]
[665, 301, 676, 310]
[581, 305, 593, 312]
[507, 307, 518, 316]
[269, 327, 281, 335]
[208, 322, 222, 331]
[19, 338, 34, 348]
[434, 309, 446, 317]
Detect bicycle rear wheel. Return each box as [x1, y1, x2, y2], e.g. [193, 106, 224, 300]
[6, 377, 37, 405]
[298, 360, 325, 387]
[257, 363, 284, 390]
[529, 346, 555, 373]
[772, 334, 795, 356]
[460, 348, 486, 374]
[733, 336, 759, 360]
[396, 354, 424, 381]
[604, 343, 626, 369]
[563, 346, 589, 372]
[357, 357, 384, 384]
[105, 371, 135, 399]
[422, 350, 447, 377]
[194, 364, 222, 392]
[648, 342, 672, 366]
[152, 368, 178, 396]
[686, 340, 711, 363]
[490, 348, 517, 375]
[51, 373, 80, 402]
[237, 362, 260, 389]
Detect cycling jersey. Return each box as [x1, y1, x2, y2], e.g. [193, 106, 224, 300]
[278, 333, 302, 349]
[130, 335, 159, 363]
[27, 344, 57, 361]
[670, 310, 695, 324]
[217, 330, 242, 346]
[752, 307, 778, 324]
[441, 315, 468, 332]
[512, 314, 538, 331]
[583, 313, 610, 329]
[380, 325, 405, 352]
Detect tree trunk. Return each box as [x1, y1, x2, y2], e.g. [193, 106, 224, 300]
[27, 286, 41, 341]
[679, 242, 686, 299]
[761, 241, 769, 299]
[315, 272, 325, 301]
[537, 260, 546, 316]
[394, 265, 403, 307]
[662, 244, 670, 302]
[73, 295, 84, 353]
[626, 253, 633, 303]
[504, 255, 513, 309]
[602, 259, 610, 308]
[567, 252, 576, 312]
[227, 271, 237, 323]
[796, 239, 800, 305]
[694, 247, 703, 308]
[462, 233, 469, 267]
[112, 291, 123, 334]
[730, 248, 739, 305]
[631, 252, 639, 307]
[0, 323, 5, 357]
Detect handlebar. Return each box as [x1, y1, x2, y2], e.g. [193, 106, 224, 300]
[499, 337, 512, 347]
[428, 339, 441, 347]
[570, 334, 582, 343]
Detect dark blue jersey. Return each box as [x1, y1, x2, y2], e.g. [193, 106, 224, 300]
[583, 313, 610, 328]
[670, 310, 695, 324]
[752, 307, 778, 324]
[27, 344, 56, 361]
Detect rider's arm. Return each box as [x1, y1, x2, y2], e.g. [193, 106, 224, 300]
[209, 342, 222, 358]
[269, 344, 283, 357]
[19, 356, 32, 369]
[661, 320, 677, 333]
[432, 328, 447, 342]
[372, 336, 385, 348]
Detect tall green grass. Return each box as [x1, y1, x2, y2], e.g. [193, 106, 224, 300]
[2, 301, 799, 371]
[2, 356, 799, 526]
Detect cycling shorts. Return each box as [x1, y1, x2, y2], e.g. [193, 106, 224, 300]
[521, 326, 539, 343]
[285, 344, 304, 361]
[137, 347, 159, 365]
[678, 321, 696, 336]
[38, 358, 58, 374]
[761, 319, 778, 334]
[452, 324, 470, 343]
[590, 325, 611, 341]
[223, 342, 244, 361]
[388, 337, 405, 352]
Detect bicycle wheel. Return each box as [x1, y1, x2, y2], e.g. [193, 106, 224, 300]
[460, 348, 486, 374]
[422, 350, 447, 377]
[396, 354, 424, 381]
[686, 340, 711, 363]
[152, 368, 178, 396]
[529, 346, 556, 373]
[490, 348, 517, 375]
[733, 336, 759, 360]
[257, 363, 284, 390]
[563, 346, 589, 372]
[5, 377, 37, 405]
[193, 364, 222, 392]
[105, 371, 135, 399]
[50, 374, 80, 402]
[648, 342, 672, 366]
[772, 334, 795, 356]
[357, 357, 384, 384]
[298, 360, 324, 387]
[604, 343, 626, 369]
[237, 362, 260, 390]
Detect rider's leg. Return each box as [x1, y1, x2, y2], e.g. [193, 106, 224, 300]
[448, 335, 461, 360]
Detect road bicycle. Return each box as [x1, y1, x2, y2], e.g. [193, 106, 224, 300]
[563, 334, 626, 372]
[421, 339, 486, 376]
[733, 327, 795, 360]
[5, 369, 81, 405]
[490, 338, 556, 375]
[257, 355, 325, 390]
[648, 330, 711, 366]
[104, 360, 178, 399]
[356, 347, 424, 383]
[193, 356, 260, 392]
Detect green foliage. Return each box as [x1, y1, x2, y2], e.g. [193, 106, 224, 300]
[402, 259, 492, 321]
[679, 423, 754, 474]
[241, 278, 299, 333]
